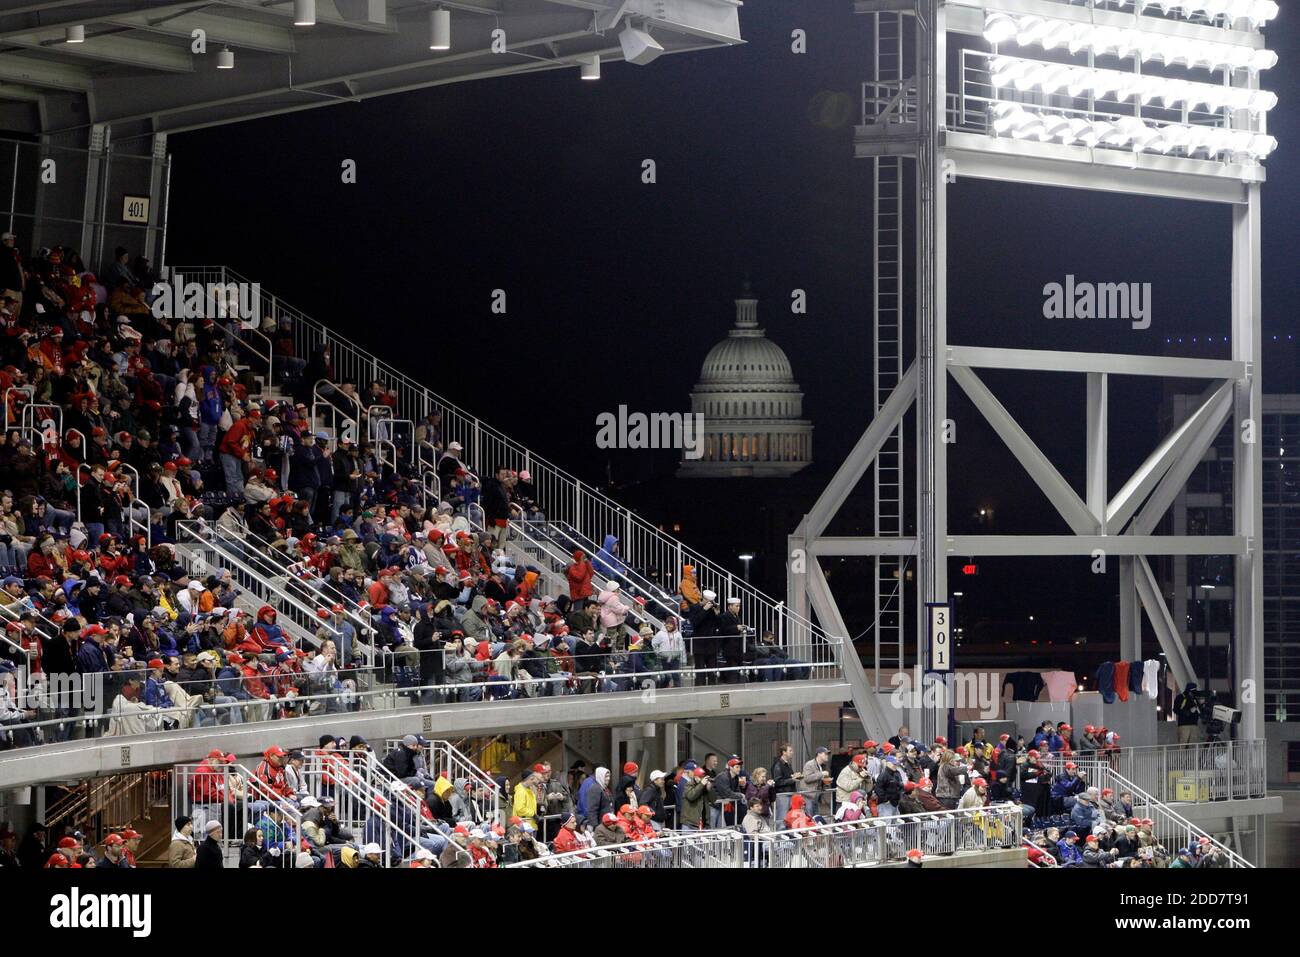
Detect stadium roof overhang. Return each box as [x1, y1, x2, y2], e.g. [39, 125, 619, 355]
[0, 0, 742, 139]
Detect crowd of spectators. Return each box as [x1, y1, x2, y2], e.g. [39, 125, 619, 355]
[0, 236, 819, 752]
[0, 718, 1231, 869]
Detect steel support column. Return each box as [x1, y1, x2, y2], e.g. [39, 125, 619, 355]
[1232, 184, 1263, 740]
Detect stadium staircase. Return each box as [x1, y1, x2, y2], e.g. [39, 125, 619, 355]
[1066, 756, 1252, 867]
[178, 265, 844, 680]
[167, 736, 494, 867]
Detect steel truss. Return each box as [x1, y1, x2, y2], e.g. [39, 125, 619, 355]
[789, 0, 1267, 740]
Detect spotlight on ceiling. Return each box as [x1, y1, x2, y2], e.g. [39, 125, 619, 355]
[294, 0, 316, 26]
[217, 46, 235, 69]
[66, 25, 85, 44]
[430, 8, 451, 51]
[580, 54, 601, 80]
[618, 23, 665, 66]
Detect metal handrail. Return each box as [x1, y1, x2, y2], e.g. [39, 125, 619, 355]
[2, 384, 32, 429]
[507, 829, 744, 868]
[748, 803, 1025, 868]
[210, 318, 273, 389]
[192, 518, 377, 657]
[311, 378, 361, 445]
[300, 749, 424, 867]
[173, 520, 345, 659]
[0, 661, 846, 745]
[421, 470, 442, 510]
[1042, 753, 1254, 867]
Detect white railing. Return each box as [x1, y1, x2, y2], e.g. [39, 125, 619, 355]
[381, 736, 501, 825]
[173, 521, 334, 657]
[749, 804, 1025, 868]
[1092, 739, 1268, 804]
[175, 266, 843, 668]
[172, 761, 307, 866]
[181, 518, 377, 665]
[1043, 753, 1253, 867]
[507, 829, 745, 868]
[298, 749, 425, 867]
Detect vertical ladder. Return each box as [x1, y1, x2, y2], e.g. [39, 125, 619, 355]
[873, 11, 907, 688]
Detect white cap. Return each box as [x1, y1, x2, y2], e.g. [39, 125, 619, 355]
[204, 820, 222, 833]
[188, 580, 204, 591]
[414, 848, 434, 861]
[300, 796, 320, 808]
[447, 441, 462, 451]
[726, 596, 741, 606]
[361, 842, 382, 855]
[701, 589, 717, 602]
[607, 581, 620, 591]
[649, 769, 665, 782]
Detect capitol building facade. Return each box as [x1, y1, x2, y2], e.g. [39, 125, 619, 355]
[678, 285, 813, 477]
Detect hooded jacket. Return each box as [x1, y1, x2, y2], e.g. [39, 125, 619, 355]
[596, 586, 629, 630]
[578, 768, 611, 831]
[566, 551, 594, 600]
[251, 606, 288, 650]
[679, 564, 701, 607]
[592, 535, 624, 579]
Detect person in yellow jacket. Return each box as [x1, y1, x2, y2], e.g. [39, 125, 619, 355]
[511, 769, 542, 829]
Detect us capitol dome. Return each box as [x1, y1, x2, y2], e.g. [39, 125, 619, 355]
[678, 283, 813, 477]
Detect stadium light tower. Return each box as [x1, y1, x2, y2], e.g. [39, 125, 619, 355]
[789, 0, 1274, 748]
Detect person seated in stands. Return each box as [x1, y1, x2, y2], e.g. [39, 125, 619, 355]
[1081, 833, 1120, 868]
[783, 793, 816, 830]
[1055, 828, 1085, 866]
[1070, 787, 1104, 834]
[1050, 761, 1086, 813]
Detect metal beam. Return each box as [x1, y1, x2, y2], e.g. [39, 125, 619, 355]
[1086, 372, 1107, 527]
[805, 559, 891, 734]
[944, 131, 1261, 206]
[1232, 183, 1263, 741]
[946, 535, 1248, 557]
[1107, 380, 1234, 532]
[949, 345, 1246, 381]
[213, 0, 395, 33]
[0, 53, 91, 92]
[103, 12, 297, 55]
[1129, 382, 1236, 536]
[805, 361, 917, 539]
[950, 364, 1097, 535]
[1134, 555, 1198, 692]
[1, 31, 195, 73]
[810, 537, 918, 557]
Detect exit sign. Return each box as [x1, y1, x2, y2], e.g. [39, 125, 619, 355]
[961, 563, 978, 576]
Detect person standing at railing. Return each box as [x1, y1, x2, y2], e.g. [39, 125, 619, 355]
[686, 590, 721, 685]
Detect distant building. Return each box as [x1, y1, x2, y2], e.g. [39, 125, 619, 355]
[678, 283, 813, 477]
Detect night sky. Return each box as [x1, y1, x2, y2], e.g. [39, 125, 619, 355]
[165, 2, 1299, 647]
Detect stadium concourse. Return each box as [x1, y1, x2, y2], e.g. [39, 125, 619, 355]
[0, 244, 1240, 870]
